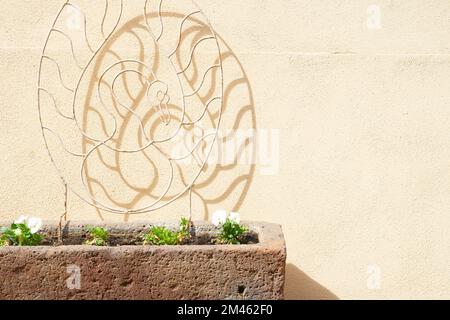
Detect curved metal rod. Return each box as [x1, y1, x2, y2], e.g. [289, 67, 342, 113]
[39, 0, 225, 215]
[65, 3, 95, 53]
[144, 0, 164, 42]
[101, 0, 109, 39]
[41, 56, 75, 92]
[184, 64, 220, 97]
[110, 69, 153, 143]
[168, 10, 201, 58]
[39, 87, 74, 120]
[96, 59, 152, 151]
[170, 131, 217, 161]
[156, 90, 171, 125]
[113, 0, 225, 214]
[38, 0, 74, 192]
[50, 28, 84, 69]
[70, 1, 123, 143]
[38, 0, 126, 212]
[182, 96, 221, 125]
[145, 79, 171, 125]
[97, 57, 152, 116]
[177, 36, 215, 75]
[42, 127, 87, 157]
[80, 142, 175, 213]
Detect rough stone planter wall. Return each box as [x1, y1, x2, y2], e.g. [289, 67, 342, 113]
[0, 221, 286, 300]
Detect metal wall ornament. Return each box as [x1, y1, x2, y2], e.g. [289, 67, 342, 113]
[37, 0, 225, 220]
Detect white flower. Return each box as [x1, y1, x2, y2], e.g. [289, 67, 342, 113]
[229, 212, 241, 224]
[211, 211, 242, 226]
[27, 217, 43, 234]
[14, 228, 22, 236]
[211, 210, 227, 226]
[15, 215, 28, 224]
[14, 216, 42, 234]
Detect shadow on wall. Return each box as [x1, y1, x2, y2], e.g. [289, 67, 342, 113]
[75, 11, 255, 220]
[285, 264, 339, 300]
[38, 2, 256, 221]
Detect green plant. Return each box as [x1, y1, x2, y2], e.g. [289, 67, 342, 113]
[143, 218, 192, 246]
[0, 223, 43, 246]
[217, 218, 248, 245]
[143, 226, 179, 245]
[85, 226, 109, 246]
[178, 217, 191, 242]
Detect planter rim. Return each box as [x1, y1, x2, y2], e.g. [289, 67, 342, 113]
[0, 221, 285, 251]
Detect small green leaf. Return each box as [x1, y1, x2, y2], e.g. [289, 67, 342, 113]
[143, 226, 179, 245]
[84, 226, 109, 246]
[216, 219, 248, 245]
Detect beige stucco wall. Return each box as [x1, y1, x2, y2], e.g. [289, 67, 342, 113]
[1, 0, 450, 299]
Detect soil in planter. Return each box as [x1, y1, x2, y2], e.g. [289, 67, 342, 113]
[39, 228, 259, 247]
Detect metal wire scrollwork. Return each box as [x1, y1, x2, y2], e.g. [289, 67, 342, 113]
[38, 0, 225, 220]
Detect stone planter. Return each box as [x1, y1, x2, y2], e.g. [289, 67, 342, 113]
[0, 221, 286, 300]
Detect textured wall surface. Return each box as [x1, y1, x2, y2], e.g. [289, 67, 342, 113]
[1, 0, 450, 299]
